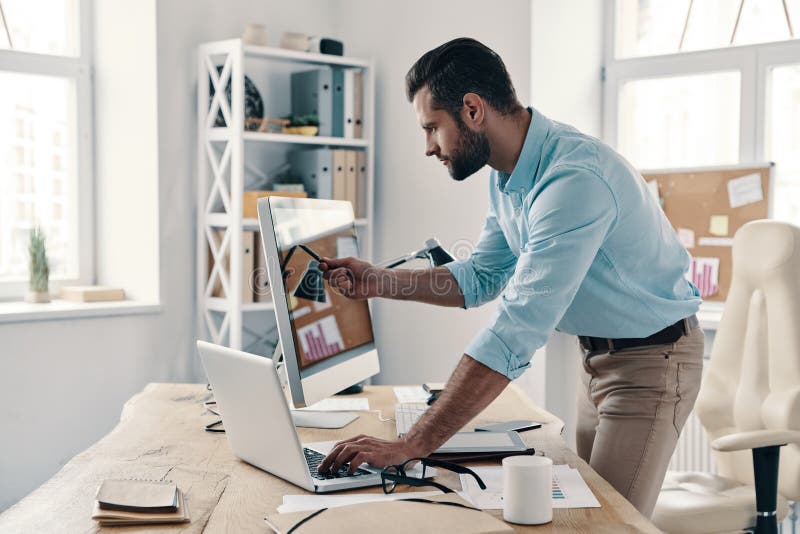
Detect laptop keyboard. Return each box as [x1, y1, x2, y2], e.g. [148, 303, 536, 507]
[304, 448, 372, 480]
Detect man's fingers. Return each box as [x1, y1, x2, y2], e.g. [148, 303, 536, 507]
[348, 452, 368, 475]
[318, 435, 376, 473]
[319, 257, 354, 272]
[330, 445, 359, 473]
[318, 443, 347, 473]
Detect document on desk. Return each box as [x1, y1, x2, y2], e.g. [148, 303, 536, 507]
[296, 397, 369, 412]
[393, 386, 429, 403]
[459, 465, 600, 509]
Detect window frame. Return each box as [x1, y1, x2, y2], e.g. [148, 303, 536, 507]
[0, 0, 94, 299]
[603, 0, 800, 167]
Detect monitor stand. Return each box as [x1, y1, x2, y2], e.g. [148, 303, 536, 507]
[272, 344, 359, 429]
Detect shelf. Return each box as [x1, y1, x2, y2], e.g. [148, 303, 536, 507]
[243, 44, 370, 68]
[243, 131, 369, 147]
[198, 38, 374, 351]
[206, 297, 274, 312]
[206, 213, 368, 230]
[205, 129, 369, 148]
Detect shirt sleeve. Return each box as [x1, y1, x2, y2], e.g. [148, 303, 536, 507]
[444, 199, 519, 309]
[465, 166, 618, 379]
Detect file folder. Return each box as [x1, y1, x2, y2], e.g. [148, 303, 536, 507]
[291, 69, 333, 137]
[289, 149, 334, 199]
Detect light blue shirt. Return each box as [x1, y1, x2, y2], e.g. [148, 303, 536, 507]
[445, 108, 701, 380]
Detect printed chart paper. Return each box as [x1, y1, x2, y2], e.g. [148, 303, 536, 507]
[459, 465, 601, 509]
[687, 257, 720, 297]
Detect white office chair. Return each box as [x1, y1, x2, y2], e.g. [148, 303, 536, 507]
[652, 220, 800, 534]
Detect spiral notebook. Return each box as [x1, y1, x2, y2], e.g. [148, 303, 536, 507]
[93, 479, 189, 526]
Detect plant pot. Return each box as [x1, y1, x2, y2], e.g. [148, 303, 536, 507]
[25, 291, 51, 303]
[282, 125, 319, 136]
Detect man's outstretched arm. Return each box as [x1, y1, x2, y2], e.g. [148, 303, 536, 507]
[318, 354, 510, 474]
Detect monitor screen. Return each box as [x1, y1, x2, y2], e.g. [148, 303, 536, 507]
[268, 200, 375, 376]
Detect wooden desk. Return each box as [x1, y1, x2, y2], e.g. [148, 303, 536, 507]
[0, 383, 659, 533]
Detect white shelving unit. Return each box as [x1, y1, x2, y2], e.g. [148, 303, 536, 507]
[196, 39, 375, 351]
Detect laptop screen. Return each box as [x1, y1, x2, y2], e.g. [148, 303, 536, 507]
[268, 200, 375, 374]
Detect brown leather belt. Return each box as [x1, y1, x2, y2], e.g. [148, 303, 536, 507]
[578, 315, 698, 353]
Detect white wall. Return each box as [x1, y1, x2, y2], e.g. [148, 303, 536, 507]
[530, 0, 604, 448]
[333, 0, 532, 385]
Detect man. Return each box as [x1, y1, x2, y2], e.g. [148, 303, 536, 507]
[317, 37, 703, 518]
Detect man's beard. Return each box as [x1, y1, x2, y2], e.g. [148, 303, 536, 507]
[447, 117, 491, 181]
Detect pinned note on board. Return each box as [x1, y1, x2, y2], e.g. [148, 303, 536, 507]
[709, 215, 729, 236]
[698, 236, 734, 247]
[727, 173, 763, 208]
[677, 228, 695, 249]
[646, 180, 659, 203]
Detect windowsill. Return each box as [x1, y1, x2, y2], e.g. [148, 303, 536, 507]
[0, 299, 162, 324]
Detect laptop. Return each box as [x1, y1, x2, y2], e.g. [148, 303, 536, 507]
[197, 340, 388, 492]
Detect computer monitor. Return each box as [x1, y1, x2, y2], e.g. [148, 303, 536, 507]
[257, 196, 380, 409]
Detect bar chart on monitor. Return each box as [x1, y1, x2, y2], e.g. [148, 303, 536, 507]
[297, 316, 345, 361]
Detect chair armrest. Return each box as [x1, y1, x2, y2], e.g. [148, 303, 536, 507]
[712, 429, 800, 452]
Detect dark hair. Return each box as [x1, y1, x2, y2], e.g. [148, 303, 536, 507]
[406, 38, 522, 117]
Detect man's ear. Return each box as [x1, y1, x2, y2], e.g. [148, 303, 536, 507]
[462, 93, 485, 128]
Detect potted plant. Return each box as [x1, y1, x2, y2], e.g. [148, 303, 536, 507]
[25, 226, 50, 303]
[282, 113, 320, 136]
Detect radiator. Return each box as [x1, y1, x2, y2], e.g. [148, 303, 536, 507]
[669, 409, 716, 473]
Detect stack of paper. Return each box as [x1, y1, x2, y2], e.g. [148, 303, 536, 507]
[278, 491, 446, 514]
[459, 464, 601, 509]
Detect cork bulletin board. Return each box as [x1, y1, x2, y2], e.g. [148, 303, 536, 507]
[280, 229, 374, 369]
[642, 164, 773, 302]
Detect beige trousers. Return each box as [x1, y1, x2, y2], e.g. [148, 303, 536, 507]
[576, 325, 704, 518]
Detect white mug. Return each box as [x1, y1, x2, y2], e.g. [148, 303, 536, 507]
[242, 24, 268, 47]
[502, 455, 553, 525]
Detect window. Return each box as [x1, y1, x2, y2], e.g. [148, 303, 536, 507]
[615, 0, 800, 58]
[0, 0, 93, 297]
[766, 62, 800, 222]
[604, 0, 800, 225]
[617, 71, 741, 168]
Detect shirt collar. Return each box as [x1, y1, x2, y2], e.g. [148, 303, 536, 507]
[496, 107, 548, 196]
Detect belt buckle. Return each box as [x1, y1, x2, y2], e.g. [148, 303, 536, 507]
[607, 339, 615, 351]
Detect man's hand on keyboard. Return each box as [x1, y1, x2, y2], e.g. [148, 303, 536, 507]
[318, 435, 422, 476]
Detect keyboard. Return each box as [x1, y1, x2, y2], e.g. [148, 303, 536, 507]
[304, 447, 371, 480]
[395, 403, 429, 437]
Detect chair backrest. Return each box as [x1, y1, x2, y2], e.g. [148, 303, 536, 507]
[695, 220, 800, 500]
